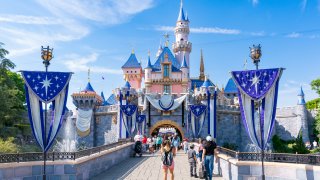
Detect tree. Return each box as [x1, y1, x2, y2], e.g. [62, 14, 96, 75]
[0, 43, 25, 131]
[292, 130, 309, 154]
[311, 78, 320, 96]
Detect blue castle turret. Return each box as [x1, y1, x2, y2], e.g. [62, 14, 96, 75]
[296, 86, 310, 143]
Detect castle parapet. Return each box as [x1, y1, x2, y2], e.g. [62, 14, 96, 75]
[172, 41, 192, 53]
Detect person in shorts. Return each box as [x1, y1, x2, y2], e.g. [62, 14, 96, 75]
[161, 140, 175, 180]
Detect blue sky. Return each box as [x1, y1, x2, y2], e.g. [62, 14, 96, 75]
[0, 0, 319, 109]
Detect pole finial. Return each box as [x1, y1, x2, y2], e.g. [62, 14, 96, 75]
[88, 68, 91, 82]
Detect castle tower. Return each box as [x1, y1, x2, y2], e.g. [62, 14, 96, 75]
[71, 71, 103, 147]
[199, 49, 205, 81]
[180, 55, 189, 92]
[121, 50, 143, 90]
[173, 0, 192, 67]
[296, 86, 310, 143]
[145, 51, 152, 93]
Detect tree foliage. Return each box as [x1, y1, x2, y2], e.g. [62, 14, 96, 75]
[311, 78, 320, 96]
[292, 131, 309, 154]
[306, 98, 320, 110]
[0, 43, 25, 130]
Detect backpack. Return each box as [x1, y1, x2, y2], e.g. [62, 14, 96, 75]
[161, 149, 173, 166]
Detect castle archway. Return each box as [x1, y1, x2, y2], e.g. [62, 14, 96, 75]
[149, 120, 184, 140]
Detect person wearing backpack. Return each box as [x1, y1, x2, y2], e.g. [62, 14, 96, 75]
[201, 136, 218, 180]
[161, 140, 175, 180]
[188, 144, 198, 178]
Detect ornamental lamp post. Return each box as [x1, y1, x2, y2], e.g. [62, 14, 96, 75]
[249, 44, 265, 180]
[41, 45, 53, 180]
[249, 44, 262, 70]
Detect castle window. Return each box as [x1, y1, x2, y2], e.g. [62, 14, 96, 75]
[164, 85, 171, 94]
[181, 38, 184, 41]
[163, 64, 170, 77]
[135, 71, 137, 73]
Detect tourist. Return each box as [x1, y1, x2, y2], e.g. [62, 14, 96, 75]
[183, 138, 189, 154]
[156, 135, 163, 150]
[202, 136, 218, 180]
[313, 140, 318, 149]
[161, 140, 175, 180]
[188, 144, 198, 178]
[142, 135, 147, 152]
[171, 133, 180, 152]
[197, 138, 204, 162]
[147, 136, 154, 154]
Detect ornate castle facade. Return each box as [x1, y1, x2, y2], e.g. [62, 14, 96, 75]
[67, 2, 314, 151]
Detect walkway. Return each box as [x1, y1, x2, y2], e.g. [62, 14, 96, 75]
[93, 151, 223, 180]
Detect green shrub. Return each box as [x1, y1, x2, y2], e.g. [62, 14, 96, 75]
[0, 137, 18, 153]
[306, 98, 320, 110]
[292, 131, 309, 154]
[272, 135, 294, 153]
[14, 123, 32, 136]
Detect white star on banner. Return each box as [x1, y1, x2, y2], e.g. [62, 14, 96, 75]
[40, 76, 53, 97]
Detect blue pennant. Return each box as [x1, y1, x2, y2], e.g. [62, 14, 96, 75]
[120, 105, 137, 116]
[22, 71, 72, 102]
[136, 115, 146, 123]
[231, 68, 281, 100]
[189, 104, 207, 118]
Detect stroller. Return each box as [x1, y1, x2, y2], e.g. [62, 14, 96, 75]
[133, 141, 143, 157]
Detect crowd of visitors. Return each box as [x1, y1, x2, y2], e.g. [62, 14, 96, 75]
[134, 133, 218, 180]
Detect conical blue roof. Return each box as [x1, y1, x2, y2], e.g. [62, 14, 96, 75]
[225, 78, 237, 93]
[101, 91, 106, 101]
[83, 82, 95, 92]
[122, 52, 141, 68]
[123, 81, 131, 89]
[146, 55, 152, 69]
[181, 55, 188, 68]
[201, 78, 211, 88]
[177, 3, 186, 21]
[298, 86, 305, 96]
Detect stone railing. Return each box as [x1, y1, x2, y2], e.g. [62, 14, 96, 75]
[217, 146, 320, 165]
[0, 138, 131, 163]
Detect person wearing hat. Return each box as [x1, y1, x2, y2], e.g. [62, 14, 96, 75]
[202, 136, 217, 180]
[188, 143, 198, 178]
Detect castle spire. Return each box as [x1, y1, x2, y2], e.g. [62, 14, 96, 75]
[88, 68, 90, 82]
[298, 86, 306, 105]
[177, 0, 186, 21]
[199, 49, 205, 81]
[146, 50, 152, 68]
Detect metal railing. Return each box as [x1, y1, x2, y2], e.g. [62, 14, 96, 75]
[0, 138, 132, 163]
[217, 147, 320, 165]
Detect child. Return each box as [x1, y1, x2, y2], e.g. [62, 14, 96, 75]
[188, 144, 198, 178]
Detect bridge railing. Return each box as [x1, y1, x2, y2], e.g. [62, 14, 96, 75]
[217, 146, 320, 165]
[0, 138, 132, 163]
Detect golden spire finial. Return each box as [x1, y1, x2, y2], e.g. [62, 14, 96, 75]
[148, 49, 150, 57]
[88, 68, 91, 82]
[163, 33, 169, 47]
[131, 48, 135, 54]
[199, 49, 205, 81]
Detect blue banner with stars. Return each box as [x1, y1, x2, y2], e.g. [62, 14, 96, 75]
[22, 71, 72, 103]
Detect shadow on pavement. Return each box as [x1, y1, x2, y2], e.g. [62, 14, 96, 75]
[92, 154, 151, 180]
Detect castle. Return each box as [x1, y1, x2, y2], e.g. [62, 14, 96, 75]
[65, 2, 315, 151]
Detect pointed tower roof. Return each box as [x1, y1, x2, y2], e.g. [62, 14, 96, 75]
[83, 82, 95, 92]
[101, 91, 106, 101]
[199, 49, 205, 81]
[122, 51, 141, 68]
[201, 76, 211, 88]
[177, 0, 186, 21]
[146, 51, 152, 69]
[123, 81, 131, 89]
[224, 78, 237, 93]
[298, 86, 306, 105]
[298, 86, 305, 96]
[181, 55, 188, 68]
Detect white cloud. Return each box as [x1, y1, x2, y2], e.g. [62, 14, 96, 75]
[250, 31, 265, 36]
[0, 14, 63, 25]
[155, 26, 241, 35]
[36, 0, 154, 25]
[286, 32, 301, 38]
[63, 53, 122, 74]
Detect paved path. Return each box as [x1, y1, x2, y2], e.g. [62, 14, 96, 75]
[93, 151, 223, 180]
